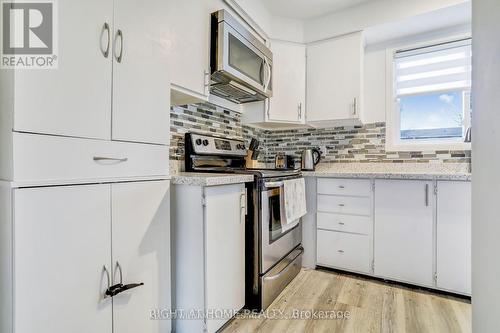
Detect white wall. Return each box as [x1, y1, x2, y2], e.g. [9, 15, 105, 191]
[270, 16, 304, 43]
[233, 0, 303, 42]
[304, 0, 469, 43]
[472, 0, 500, 331]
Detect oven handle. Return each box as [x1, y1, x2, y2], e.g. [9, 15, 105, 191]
[263, 181, 283, 188]
[263, 247, 304, 282]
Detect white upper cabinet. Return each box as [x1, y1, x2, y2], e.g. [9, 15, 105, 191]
[12, 0, 113, 140]
[306, 31, 364, 125]
[268, 40, 306, 123]
[3, 0, 170, 145]
[112, 0, 170, 145]
[436, 181, 471, 295]
[374, 180, 434, 287]
[167, 0, 210, 104]
[242, 40, 306, 126]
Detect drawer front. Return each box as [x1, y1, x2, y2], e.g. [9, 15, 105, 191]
[317, 230, 370, 273]
[13, 132, 169, 184]
[317, 212, 371, 235]
[317, 178, 371, 196]
[317, 194, 371, 216]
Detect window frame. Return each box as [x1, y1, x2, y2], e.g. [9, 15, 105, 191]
[385, 35, 472, 152]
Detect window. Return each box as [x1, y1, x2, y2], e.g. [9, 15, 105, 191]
[387, 38, 472, 150]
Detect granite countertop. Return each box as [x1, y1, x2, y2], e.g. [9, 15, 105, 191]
[171, 173, 254, 186]
[302, 170, 471, 181]
[300, 163, 471, 181]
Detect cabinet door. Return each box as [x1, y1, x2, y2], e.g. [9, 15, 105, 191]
[205, 184, 246, 333]
[437, 181, 471, 294]
[374, 180, 434, 286]
[269, 41, 306, 123]
[111, 180, 171, 333]
[13, 185, 112, 333]
[306, 32, 363, 122]
[112, 0, 170, 145]
[13, 0, 112, 139]
[167, 0, 209, 98]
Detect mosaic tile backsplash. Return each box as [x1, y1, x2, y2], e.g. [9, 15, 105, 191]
[170, 103, 471, 167]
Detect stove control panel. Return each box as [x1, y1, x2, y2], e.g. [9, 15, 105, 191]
[187, 133, 247, 156]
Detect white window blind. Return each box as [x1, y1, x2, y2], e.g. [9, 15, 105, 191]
[395, 39, 472, 96]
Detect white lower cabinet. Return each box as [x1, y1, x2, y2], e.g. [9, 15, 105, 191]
[436, 181, 471, 295]
[316, 178, 373, 275]
[111, 181, 171, 333]
[14, 185, 113, 333]
[374, 180, 434, 287]
[315, 178, 471, 295]
[172, 183, 247, 333]
[8, 180, 170, 333]
[317, 230, 371, 273]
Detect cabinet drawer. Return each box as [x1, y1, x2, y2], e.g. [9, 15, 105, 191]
[317, 230, 370, 273]
[317, 194, 371, 216]
[13, 132, 169, 184]
[317, 178, 371, 196]
[317, 212, 371, 235]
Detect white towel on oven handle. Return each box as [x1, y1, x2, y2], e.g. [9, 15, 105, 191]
[280, 178, 307, 233]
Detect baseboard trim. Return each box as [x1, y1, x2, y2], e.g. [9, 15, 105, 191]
[315, 265, 471, 302]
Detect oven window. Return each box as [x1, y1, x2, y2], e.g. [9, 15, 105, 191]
[267, 187, 297, 243]
[268, 188, 282, 242]
[228, 33, 264, 85]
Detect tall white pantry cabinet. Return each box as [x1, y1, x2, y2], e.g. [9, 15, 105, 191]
[0, 1, 171, 333]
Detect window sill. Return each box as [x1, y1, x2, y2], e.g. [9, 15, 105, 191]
[385, 141, 471, 152]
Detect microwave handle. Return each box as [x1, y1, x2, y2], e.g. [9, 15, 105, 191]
[264, 59, 271, 92]
[259, 60, 265, 85]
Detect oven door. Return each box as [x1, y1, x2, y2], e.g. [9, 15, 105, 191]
[217, 21, 272, 97]
[261, 180, 302, 273]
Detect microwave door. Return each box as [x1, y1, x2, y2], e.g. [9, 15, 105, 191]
[219, 22, 267, 92]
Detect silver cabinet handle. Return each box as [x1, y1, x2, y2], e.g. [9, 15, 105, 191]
[338, 185, 345, 189]
[266, 98, 270, 119]
[114, 29, 123, 63]
[338, 250, 345, 253]
[101, 22, 111, 58]
[93, 156, 128, 163]
[425, 184, 429, 206]
[239, 192, 247, 223]
[353, 97, 357, 116]
[103, 265, 111, 298]
[298, 102, 302, 120]
[338, 203, 345, 207]
[338, 222, 345, 225]
[115, 262, 123, 285]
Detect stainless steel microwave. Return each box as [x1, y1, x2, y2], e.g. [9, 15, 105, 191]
[210, 10, 273, 104]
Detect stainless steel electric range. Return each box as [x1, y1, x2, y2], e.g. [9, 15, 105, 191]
[185, 133, 304, 310]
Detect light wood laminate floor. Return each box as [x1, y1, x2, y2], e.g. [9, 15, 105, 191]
[223, 269, 471, 333]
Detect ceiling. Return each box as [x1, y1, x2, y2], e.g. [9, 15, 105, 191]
[262, 0, 378, 20]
